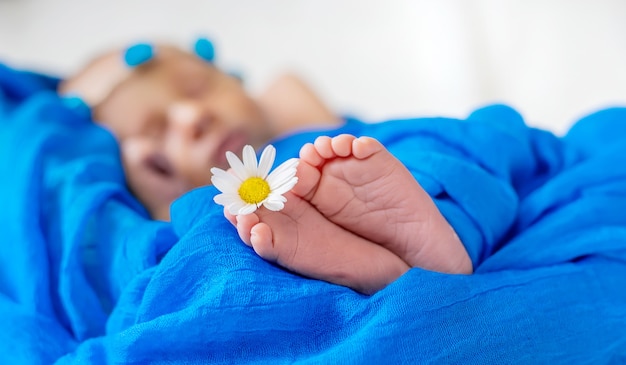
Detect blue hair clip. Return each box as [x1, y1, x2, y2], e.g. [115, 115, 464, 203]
[124, 43, 154, 67]
[194, 37, 215, 63]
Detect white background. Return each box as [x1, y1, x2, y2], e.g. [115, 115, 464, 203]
[1, 0, 625, 134]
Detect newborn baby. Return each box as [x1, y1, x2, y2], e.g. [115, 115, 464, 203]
[60, 40, 471, 294]
[61, 42, 338, 221]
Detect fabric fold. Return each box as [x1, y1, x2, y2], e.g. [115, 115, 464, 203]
[1, 64, 625, 364]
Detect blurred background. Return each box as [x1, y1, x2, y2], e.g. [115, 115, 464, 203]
[0, 0, 624, 134]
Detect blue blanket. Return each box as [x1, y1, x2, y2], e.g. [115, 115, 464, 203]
[2, 62, 626, 364]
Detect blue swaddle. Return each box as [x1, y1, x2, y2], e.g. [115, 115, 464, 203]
[1, 62, 626, 364]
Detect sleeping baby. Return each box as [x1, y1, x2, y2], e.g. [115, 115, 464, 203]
[59, 38, 472, 295]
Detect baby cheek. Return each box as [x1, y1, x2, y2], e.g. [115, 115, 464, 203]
[230, 99, 270, 140]
[121, 139, 189, 217]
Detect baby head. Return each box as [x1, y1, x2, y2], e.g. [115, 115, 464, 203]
[60, 41, 274, 220]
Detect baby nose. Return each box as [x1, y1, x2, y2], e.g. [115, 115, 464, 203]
[168, 102, 211, 140]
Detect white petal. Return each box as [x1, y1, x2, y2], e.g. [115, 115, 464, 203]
[267, 158, 299, 181]
[214, 192, 241, 206]
[267, 158, 299, 191]
[266, 169, 296, 186]
[242, 145, 258, 176]
[226, 151, 248, 181]
[271, 177, 298, 196]
[257, 145, 276, 179]
[237, 203, 258, 215]
[227, 200, 248, 215]
[211, 168, 241, 194]
[266, 158, 300, 186]
[267, 192, 287, 203]
[210, 166, 227, 176]
[270, 173, 298, 192]
[263, 197, 285, 211]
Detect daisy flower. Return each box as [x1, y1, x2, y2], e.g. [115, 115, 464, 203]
[211, 144, 299, 215]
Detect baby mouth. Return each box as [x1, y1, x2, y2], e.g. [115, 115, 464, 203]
[147, 153, 175, 177]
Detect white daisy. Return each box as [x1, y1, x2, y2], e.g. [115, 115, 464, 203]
[211, 144, 299, 215]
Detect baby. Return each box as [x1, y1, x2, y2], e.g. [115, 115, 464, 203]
[60, 40, 472, 295]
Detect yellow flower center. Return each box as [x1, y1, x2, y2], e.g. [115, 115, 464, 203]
[238, 177, 270, 204]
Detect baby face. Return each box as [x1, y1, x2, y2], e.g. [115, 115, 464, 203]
[89, 48, 273, 220]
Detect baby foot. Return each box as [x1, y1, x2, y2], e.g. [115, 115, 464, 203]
[224, 193, 410, 295]
[294, 135, 472, 274]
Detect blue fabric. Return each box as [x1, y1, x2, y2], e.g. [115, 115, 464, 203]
[1, 62, 626, 364]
